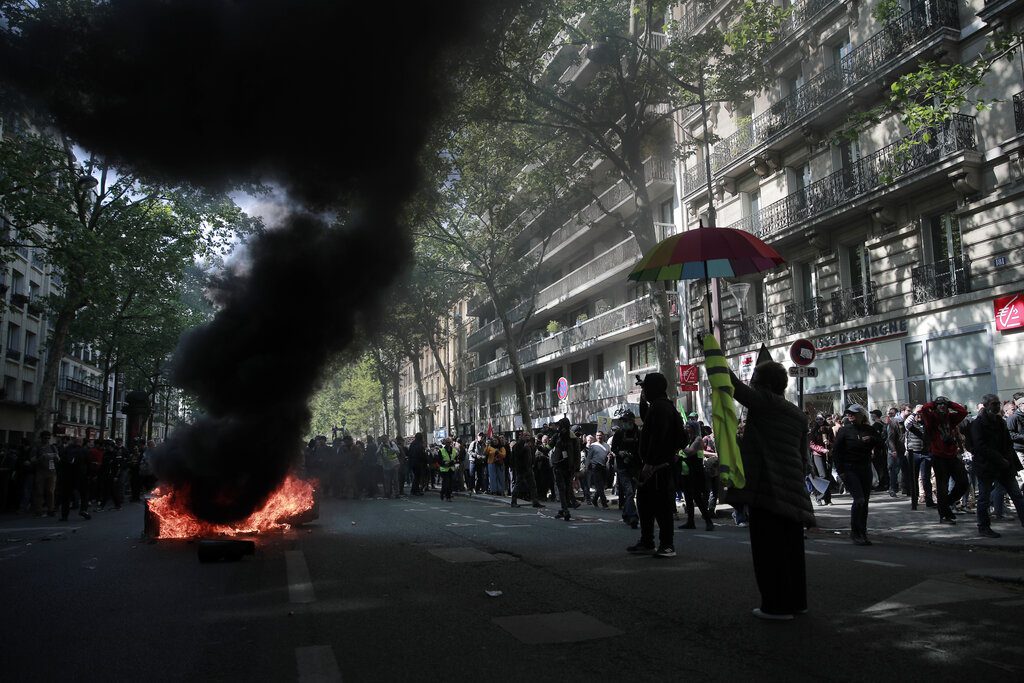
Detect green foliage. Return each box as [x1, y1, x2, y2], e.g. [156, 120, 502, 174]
[871, 0, 903, 25]
[308, 355, 381, 440]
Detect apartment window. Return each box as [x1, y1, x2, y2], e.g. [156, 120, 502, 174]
[6, 323, 20, 352]
[795, 262, 817, 303]
[3, 375, 16, 400]
[593, 354, 604, 381]
[570, 359, 589, 384]
[25, 332, 36, 358]
[10, 270, 24, 298]
[845, 242, 870, 297]
[656, 198, 675, 241]
[927, 212, 963, 264]
[830, 36, 853, 69]
[22, 381, 33, 404]
[58, 399, 67, 418]
[629, 338, 658, 371]
[748, 189, 761, 231]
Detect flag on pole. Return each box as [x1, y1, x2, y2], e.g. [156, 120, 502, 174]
[703, 334, 745, 489]
[486, 422, 493, 439]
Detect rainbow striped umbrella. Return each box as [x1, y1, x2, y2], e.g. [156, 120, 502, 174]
[628, 226, 785, 282]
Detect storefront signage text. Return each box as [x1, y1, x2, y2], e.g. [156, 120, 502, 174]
[815, 319, 908, 351]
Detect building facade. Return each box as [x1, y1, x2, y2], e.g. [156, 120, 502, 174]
[398, 0, 1024, 440]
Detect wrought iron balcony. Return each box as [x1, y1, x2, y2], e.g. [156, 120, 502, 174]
[777, 0, 840, 42]
[58, 376, 104, 401]
[726, 114, 976, 241]
[912, 256, 969, 304]
[681, 162, 708, 197]
[735, 312, 771, 347]
[710, 0, 960, 173]
[1015, 91, 1024, 133]
[830, 285, 875, 325]
[785, 297, 823, 334]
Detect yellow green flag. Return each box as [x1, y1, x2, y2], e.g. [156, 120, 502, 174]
[703, 334, 745, 489]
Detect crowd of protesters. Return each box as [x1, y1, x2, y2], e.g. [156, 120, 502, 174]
[312, 387, 1024, 552]
[0, 433, 159, 520]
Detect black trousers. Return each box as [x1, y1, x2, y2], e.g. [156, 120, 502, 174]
[682, 465, 710, 522]
[637, 470, 675, 548]
[59, 472, 88, 520]
[838, 462, 872, 538]
[932, 457, 968, 520]
[748, 506, 806, 615]
[439, 471, 453, 500]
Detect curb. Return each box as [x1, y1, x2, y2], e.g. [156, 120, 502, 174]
[807, 525, 1024, 554]
[965, 568, 1024, 585]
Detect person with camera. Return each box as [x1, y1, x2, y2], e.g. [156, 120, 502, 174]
[920, 396, 969, 525]
[610, 411, 640, 528]
[628, 373, 683, 558]
[549, 419, 579, 521]
[971, 394, 1024, 537]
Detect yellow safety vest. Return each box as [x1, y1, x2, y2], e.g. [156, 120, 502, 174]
[439, 446, 456, 473]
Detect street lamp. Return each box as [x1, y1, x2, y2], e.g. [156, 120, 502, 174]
[76, 174, 98, 191]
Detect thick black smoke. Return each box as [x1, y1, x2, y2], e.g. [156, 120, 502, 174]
[0, 0, 500, 522]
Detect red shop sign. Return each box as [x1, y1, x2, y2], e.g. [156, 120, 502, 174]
[995, 293, 1024, 332]
[678, 364, 699, 392]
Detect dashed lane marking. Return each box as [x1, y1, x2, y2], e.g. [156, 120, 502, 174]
[296, 645, 342, 682]
[864, 579, 1009, 613]
[693, 534, 723, 540]
[856, 559, 904, 568]
[285, 550, 316, 604]
[492, 524, 531, 528]
[804, 550, 828, 556]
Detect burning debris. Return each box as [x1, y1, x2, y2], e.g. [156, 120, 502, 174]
[144, 474, 318, 540]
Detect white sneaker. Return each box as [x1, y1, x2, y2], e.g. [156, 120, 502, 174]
[752, 608, 793, 621]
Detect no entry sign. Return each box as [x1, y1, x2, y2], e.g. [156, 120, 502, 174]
[556, 376, 569, 401]
[789, 338, 816, 366]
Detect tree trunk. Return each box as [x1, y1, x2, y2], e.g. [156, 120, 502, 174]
[98, 354, 112, 440]
[34, 304, 78, 434]
[488, 286, 532, 435]
[390, 369, 404, 444]
[627, 145, 678, 400]
[110, 370, 120, 439]
[405, 347, 430, 438]
[424, 329, 459, 439]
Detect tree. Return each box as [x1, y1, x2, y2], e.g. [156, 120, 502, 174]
[0, 130, 258, 432]
[307, 355, 381, 440]
[459, 0, 788, 394]
[413, 118, 581, 434]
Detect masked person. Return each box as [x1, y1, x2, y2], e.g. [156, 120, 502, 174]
[831, 404, 883, 545]
[510, 432, 544, 509]
[726, 361, 815, 620]
[610, 411, 640, 529]
[678, 422, 714, 531]
[920, 396, 969, 525]
[971, 394, 1024, 537]
[628, 373, 684, 558]
[550, 419, 579, 521]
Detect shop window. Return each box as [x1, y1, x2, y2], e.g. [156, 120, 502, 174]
[802, 349, 867, 415]
[904, 329, 994, 406]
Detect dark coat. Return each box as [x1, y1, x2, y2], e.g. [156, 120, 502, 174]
[831, 423, 881, 468]
[971, 411, 1022, 480]
[638, 397, 683, 468]
[1007, 409, 1024, 454]
[725, 372, 815, 526]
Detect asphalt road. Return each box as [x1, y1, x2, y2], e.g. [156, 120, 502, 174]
[3, 492, 1023, 682]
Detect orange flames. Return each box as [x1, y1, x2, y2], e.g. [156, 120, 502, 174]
[147, 474, 318, 539]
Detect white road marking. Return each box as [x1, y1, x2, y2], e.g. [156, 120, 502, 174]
[474, 519, 490, 524]
[285, 550, 316, 604]
[803, 550, 827, 556]
[856, 559, 904, 568]
[492, 524, 531, 528]
[864, 579, 1008, 613]
[0, 527, 77, 533]
[296, 645, 342, 682]
[693, 534, 723, 540]
[738, 541, 751, 545]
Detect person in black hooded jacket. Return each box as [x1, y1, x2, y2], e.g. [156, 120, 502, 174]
[727, 360, 815, 620]
[831, 404, 882, 546]
[972, 393, 1024, 537]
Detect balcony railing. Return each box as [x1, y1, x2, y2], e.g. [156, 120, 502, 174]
[778, 0, 840, 41]
[535, 236, 642, 310]
[681, 162, 708, 196]
[735, 312, 771, 347]
[727, 115, 976, 241]
[830, 284, 875, 325]
[530, 393, 548, 412]
[911, 256, 970, 304]
[1015, 91, 1024, 133]
[5, 348, 21, 361]
[468, 297, 655, 385]
[785, 297, 823, 334]
[710, 0, 960, 173]
[570, 382, 591, 402]
[58, 376, 104, 401]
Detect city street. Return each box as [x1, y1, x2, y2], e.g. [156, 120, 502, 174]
[3, 491, 1023, 682]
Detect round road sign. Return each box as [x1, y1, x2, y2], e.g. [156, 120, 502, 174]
[556, 376, 569, 401]
[789, 339, 816, 366]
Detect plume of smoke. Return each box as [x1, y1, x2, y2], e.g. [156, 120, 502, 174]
[0, 0, 496, 522]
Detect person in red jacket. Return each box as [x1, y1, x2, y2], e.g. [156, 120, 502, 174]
[919, 396, 969, 525]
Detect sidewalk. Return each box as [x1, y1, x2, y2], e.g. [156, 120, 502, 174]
[807, 493, 1024, 553]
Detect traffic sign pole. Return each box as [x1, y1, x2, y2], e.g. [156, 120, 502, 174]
[799, 376, 804, 412]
